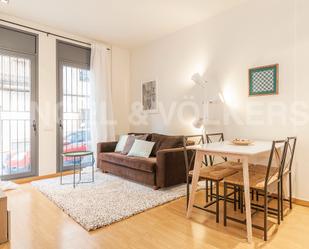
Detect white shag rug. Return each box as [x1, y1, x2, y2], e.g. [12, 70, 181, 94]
[31, 171, 194, 231]
[0, 180, 19, 191]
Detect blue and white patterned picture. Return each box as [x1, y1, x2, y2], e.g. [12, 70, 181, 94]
[249, 64, 278, 96]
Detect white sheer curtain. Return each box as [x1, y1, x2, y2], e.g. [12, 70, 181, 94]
[90, 43, 115, 157]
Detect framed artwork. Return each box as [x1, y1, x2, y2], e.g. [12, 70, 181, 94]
[249, 64, 279, 96]
[141, 80, 158, 113]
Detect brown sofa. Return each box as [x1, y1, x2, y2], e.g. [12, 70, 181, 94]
[97, 133, 193, 189]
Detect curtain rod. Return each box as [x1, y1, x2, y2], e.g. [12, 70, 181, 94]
[0, 18, 111, 50]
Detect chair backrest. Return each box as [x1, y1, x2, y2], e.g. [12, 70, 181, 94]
[285, 137, 297, 174]
[183, 135, 204, 174]
[205, 133, 224, 143]
[184, 135, 205, 147]
[205, 132, 226, 165]
[264, 140, 288, 187]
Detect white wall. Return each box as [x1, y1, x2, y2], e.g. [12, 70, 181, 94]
[130, 0, 309, 200]
[294, 0, 309, 201]
[0, 13, 130, 176]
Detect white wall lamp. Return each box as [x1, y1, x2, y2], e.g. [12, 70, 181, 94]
[191, 72, 225, 129]
[191, 72, 207, 130]
[191, 73, 207, 87]
[208, 92, 225, 104]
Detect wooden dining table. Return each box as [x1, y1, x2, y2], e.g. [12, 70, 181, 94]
[186, 140, 276, 243]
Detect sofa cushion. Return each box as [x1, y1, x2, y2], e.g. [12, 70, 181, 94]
[128, 133, 152, 141]
[100, 152, 156, 173]
[122, 134, 149, 155]
[150, 133, 184, 156]
[127, 140, 155, 158]
[114, 135, 129, 152]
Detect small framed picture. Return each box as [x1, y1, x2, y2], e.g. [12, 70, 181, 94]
[249, 64, 279, 96]
[141, 80, 158, 113]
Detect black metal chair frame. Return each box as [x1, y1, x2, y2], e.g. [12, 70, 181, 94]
[183, 134, 238, 223]
[206, 133, 260, 211]
[254, 136, 296, 220]
[223, 140, 289, 241]
[205, 133, 241, 209]
[183, 134, 205, 205]
[205, 133, 228, 165]
[280, 136, 297, 218]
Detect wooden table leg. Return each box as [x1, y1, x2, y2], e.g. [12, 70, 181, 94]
[242, 156, 253, 243]
[186, 150, 204, 218]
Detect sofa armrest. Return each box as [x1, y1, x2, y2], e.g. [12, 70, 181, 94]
[156, 147, 194, 188]
[97, 141, 118, 168]
[97, 141, 118, 153]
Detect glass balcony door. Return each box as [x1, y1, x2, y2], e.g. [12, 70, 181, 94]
[57, 63, 92, 171]
[0, 50, 37, 180]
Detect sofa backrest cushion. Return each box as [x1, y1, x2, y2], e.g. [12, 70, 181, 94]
[122, 134, 148, 155]
[128, 140, 155, 158]
[115, 135, 129, 152]
[128, 132, 152, 141]
[150, 133, 184, 156]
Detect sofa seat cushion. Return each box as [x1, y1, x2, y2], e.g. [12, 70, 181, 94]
[100, 152, 156, 173]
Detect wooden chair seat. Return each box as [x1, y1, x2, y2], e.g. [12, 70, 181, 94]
[224, 168, 279, 190]
[249, 164, 278, 175]
[189, 165, 239, 181]
[217, 161, 243, 170]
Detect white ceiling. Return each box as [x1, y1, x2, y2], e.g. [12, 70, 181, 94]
[0, 0, 246, 48]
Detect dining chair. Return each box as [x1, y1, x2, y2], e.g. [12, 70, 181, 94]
[205, 133, 225, 165]
[249, 137, 297, 207]
[223, 139, 288, 241]
[205, 133, 242, 169]
[205, 133, 243, 211]
[183, 134, 240, 223]
[280, 137, 296, 219]
[183, 135, 205, 206]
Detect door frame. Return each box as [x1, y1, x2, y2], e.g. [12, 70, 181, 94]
[0, 48, 38, 180]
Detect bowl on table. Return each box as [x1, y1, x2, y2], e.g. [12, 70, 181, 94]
[231, 138, 253, 146]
